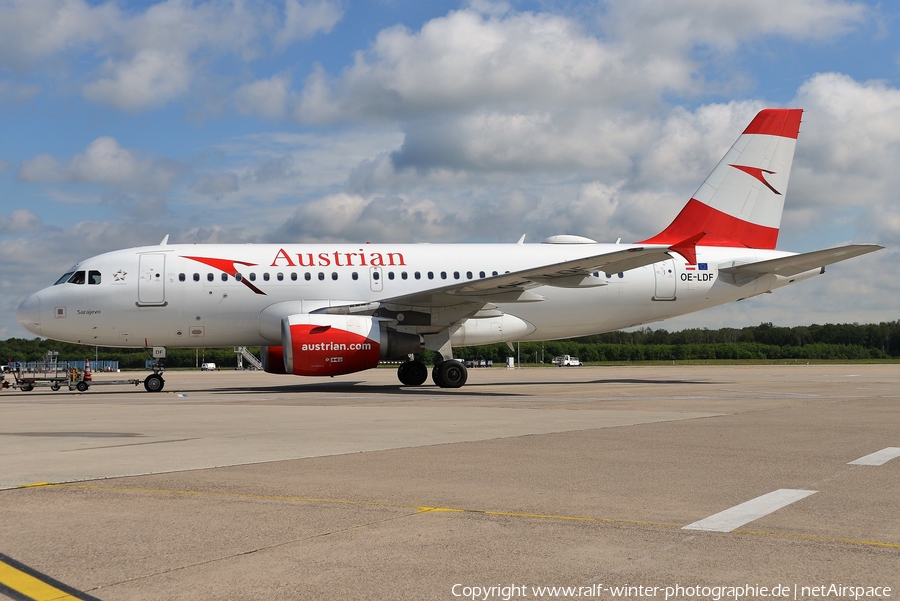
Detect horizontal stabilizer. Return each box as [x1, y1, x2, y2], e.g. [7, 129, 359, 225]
[719, 244, 882, 286]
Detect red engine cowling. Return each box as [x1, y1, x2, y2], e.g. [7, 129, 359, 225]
[263, 315, 422, 377]
[282, 314, 383, 377]
[261, 345, 287, 374]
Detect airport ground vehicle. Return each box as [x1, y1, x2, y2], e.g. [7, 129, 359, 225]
[552, 355, 583, 367]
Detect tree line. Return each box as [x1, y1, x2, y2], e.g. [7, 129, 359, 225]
[2, 321, 898, 369]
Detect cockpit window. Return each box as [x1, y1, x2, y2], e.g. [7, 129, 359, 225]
[54, 271, 76, 285]
[67, 271, 86, 285]
[88, 270, 101, 285]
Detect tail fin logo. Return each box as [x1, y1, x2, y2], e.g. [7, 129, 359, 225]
[729, 164, 781, 196]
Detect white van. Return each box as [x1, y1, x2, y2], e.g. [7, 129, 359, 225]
[200, 363, 217, 371]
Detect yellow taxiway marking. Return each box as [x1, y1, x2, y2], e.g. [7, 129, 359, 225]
[19, 483, 900, 550]
[0, 554, 94, 601]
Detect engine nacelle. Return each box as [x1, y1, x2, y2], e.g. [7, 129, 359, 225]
[275, 314, 422, 377]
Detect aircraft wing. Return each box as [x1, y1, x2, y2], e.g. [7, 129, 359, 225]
[317, 246, 673, 318]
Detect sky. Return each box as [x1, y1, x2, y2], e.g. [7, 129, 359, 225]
[1, 0, 899, 340]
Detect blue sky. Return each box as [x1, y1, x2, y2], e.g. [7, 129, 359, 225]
[1, 0, 899, 338]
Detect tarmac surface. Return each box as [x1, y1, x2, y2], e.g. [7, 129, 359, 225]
[0, 364, 898, 600]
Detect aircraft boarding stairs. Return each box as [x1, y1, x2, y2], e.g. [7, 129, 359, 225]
[234, 347, 263, 370]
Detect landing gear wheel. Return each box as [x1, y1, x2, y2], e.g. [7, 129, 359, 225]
[397, 360, 428, 386]
[75, 381, 89, 392]
[144, 374, 165, 393]
[433, 360, 468, 389]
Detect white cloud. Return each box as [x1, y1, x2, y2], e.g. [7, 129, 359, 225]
[191, 172, 240, 200]
[234, 74, 292, 119]
[18, 137, 185, 191]
[294, 2, 869, 125]
[83, 50, 192, 111]
[276, 0, 343, 48]
[0, 0, 345, 111]
[603, 0, 869, 54]
[0, 0, 118, 70]
[18, 153, 64, 183]
[784, 73, 900, 246]
[0, 209, 46, 235]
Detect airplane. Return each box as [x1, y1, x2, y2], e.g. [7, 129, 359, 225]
[15, 108, 883, 392]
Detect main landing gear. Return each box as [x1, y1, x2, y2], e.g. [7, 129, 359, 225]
[431, 360, 468, 389]
[397, 360, 429, 386]
[396, 359, 468, 388]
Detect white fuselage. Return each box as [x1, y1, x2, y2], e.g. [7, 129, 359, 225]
[17, 242, 817, 349]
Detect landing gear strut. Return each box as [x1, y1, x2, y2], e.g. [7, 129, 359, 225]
[144, 346, 166, 393]
[432, 360, 468, 389]
[397, 360, 428, 386]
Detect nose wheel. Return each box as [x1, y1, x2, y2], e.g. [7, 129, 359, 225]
[144, 373, 165, 392]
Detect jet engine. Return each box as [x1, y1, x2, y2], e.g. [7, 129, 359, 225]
[263, 314, 421, 377]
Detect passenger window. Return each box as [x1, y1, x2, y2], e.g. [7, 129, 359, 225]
[221, 273, 228, 282]
[263, 273, 270, 281]
[235, 273, 243, 282]
[332, 272, 338, 280]
[605, 273, 612, 279]
[291, 272, 297, 281]
[479, 271, 485, 278]
[618, 272, 624, 278]
[401, 272, 408, 280]
[277, 273, 284, 281]
[492, 271, 499, 276]
[68, 271, 86, 285]
[388, 272, 395, 280]
[193, 273, 200, 282]
[415, 272, 421, 280]
[88, 270, 102, 285]
[178, 273, 185, 282]
[453, 271, 460, 279]
[428, 272, 434, 280]
[249, 273, 256, 281]
[441, 271, 447, 279]
[305, 272, 311, 281]
[318, 272, 325, 281]
[466, 271, 472, 279]
[352, 272, 359, 280]
[373, 271, 380, 281]
[207, 273, 214, 282]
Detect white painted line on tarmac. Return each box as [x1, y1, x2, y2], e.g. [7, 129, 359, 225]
[683, 489, 817, 532]
[849, 447, 900, 466]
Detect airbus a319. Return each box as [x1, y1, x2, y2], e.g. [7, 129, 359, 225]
[16, 109, 882, 391]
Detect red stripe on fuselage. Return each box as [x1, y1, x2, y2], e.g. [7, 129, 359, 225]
[638, 198, 779, 249]
[741, 108, 802, 139]
[182, 255, 267, 295]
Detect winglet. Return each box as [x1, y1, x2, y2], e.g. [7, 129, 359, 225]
[668, 232, 706, 265]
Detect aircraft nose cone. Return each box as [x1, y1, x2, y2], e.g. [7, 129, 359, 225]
[16, 293, 42, 336]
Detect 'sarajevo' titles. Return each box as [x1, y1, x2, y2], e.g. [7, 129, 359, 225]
[271, 249, 406, 268]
